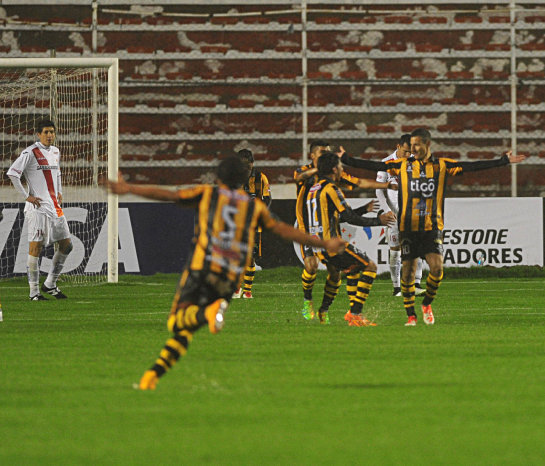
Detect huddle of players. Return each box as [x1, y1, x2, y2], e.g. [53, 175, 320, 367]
[231, 137, 417, 326]
[294, 141, 395, 326]
[233, 141, 398, 326]
[247, 131, 525, 327]
[233, 138, 426, 326]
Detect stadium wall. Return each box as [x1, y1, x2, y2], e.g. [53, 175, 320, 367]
[1, 2, 545, 197]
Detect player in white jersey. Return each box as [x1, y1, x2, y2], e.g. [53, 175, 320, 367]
[7, 119, 73, 300]
[376, 134, 425, 296]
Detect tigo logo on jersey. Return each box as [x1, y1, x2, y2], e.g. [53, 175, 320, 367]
[410, 178, 436, 198]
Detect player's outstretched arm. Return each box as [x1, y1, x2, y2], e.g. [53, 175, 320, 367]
[105, 171, 181, 202]
[352, 199, 378, 216]
[340, 207, 395, 228]
[506, 150, 527, 164]
[357, 178, 391, 190]
[456, 151, 526, 173]
[270, 221, 345, 255]
[338, 146, 388, 172]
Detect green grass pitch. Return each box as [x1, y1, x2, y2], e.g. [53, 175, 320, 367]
[1, 268, 544, 465]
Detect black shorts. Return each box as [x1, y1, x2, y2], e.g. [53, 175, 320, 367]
[177, 269, 236, 308]
[400, 230, 443, 261]
[317, 243, 371, 274]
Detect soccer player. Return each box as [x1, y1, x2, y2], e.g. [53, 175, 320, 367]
[299, 151, 394, 326]
[7, 119, 72, 300]
[105, 157, 345, 390]
[232, 149, 271, 299]
[294, 140, 393, 321]
[341, 127, 526, 326]
[376, 134, 425, 296]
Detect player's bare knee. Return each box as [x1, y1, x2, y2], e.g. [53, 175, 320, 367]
[29, 242, 43, 257]
[59, 239, 73, 255]
[304, 257, 319, 275]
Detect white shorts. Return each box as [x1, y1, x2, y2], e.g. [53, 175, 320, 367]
[387, 223, 400, 248]
[27, 210, 70, 245]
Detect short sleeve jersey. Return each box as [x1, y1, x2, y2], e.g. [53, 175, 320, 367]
[244, 169, 271, 203]
[7, 142, 64, 218]
[243, 169, 272, 233]
[294, 163, 360, 233]
[297, 177, 349, 240]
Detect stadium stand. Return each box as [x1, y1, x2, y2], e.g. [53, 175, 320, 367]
[0, 2, 544, 197]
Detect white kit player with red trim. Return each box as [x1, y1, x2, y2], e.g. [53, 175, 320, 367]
[8, 142, 65, 219]
[376, 150, 400, 216]
[7, 120, 73, 301]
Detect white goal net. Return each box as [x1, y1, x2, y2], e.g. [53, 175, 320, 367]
[0, 58, 119, 284]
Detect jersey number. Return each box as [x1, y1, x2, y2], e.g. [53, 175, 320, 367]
[306, 198, 319, 230]
[220, 204, 238, 241]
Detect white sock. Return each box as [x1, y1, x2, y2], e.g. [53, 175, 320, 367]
[415, 259, 423, 285]
[389, 249, 401, 288]
[27, 255, 40, 296]
[44, 251, 69, 289]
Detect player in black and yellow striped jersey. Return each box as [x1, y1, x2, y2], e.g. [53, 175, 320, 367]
[298, 152, 394, 326]
[294, 140, 392, 321]
[341, 127, 527, 326]
[232, 149, 271, 299]
[106, 157, 345, 390]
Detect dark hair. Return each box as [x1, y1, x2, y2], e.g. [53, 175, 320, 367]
[217, 156, 248, 189]
[237, 148, 254, 163]
[399, 133, 411, 147]
[36, 119, 55, 134]
[410, 128, 432, 144]
[310, 140, 329, 153]
[317, 151, 340, 177]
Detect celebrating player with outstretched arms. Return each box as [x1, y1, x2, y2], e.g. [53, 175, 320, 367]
[340, 128, 526, 326]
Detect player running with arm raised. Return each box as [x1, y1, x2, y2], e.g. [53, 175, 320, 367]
[106, 157, 345, 390]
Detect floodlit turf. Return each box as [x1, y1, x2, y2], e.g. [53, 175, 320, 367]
[1, 268, 544, 465]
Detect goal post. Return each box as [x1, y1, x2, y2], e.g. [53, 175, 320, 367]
[0, 57, 119, 283]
